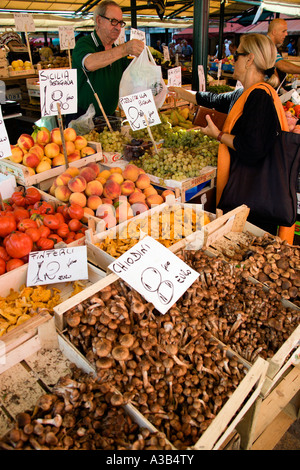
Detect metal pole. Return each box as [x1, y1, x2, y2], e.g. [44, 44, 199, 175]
[131, 0, 137, 29]
[217, 0, 225, 60]
[192, 0, 210, 91]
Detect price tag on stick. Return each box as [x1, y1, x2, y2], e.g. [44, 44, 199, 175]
[119, 89, 161, 131]
[27, 246, 89, 287]
[108, 236, 199, 315]
[39, 68, 77, 117]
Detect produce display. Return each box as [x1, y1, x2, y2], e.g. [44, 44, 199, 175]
[206, 84, 234, 94]
[162, 107, 194, 129]
[283, 100, 300, 133]
[38, 55, 70, 69]
[51, 162, 174, 226]
[123, 139, 153, 161]
[10, 59, 32, 71]
[83, 127, 126, 152]
[96, 204, 211, 256]
[9, 127, 95, 174]
[0, 365, 172, 450]
[0, 186, 86, 274]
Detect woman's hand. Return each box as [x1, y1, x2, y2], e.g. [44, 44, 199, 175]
[167, 86, 182, 99]
[199, 114, 220, 140]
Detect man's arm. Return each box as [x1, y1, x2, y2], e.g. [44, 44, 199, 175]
[84, 39, 144, 71]
[276, 59, 300, 75]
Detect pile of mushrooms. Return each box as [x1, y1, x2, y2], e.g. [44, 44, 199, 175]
[0, 364, 172, 450]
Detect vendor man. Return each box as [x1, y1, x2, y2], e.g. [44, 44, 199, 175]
[267, 18, 300, 76]
[70, 0, 144, 124]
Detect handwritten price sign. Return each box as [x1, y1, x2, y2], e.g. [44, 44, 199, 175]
[39, 69, 77, 117]
[27, 246, 88, 286]
[14, 13, 35, 32]
[119, 89, 161, 131]
[58, 26, 75, 51]
[0, 106, 11, 159]
[108, 236, 199, 314]
[168, 66, 181, 87]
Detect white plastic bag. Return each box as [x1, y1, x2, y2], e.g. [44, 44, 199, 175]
[69, 104, 96, 135]
[119, 46, 167, 109]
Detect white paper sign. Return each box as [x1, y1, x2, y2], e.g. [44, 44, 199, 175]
[58, 26, 75, 51]
[198, 65, 206, 92]
[14, 13, 35, 32]
[168, 66, 182, 87]
[115, 28, 125, 46]
[0, 107, 11, 159]
[119, 89, 161, 131]
[27, 246, 88, 287]
[39, 68, 77, 117]
[108, 236, 199, 315]
[130, 28, 146, 44]
[163, 45, 170, 62]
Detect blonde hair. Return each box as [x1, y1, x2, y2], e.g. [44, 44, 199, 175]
[240, 33, 279, 88]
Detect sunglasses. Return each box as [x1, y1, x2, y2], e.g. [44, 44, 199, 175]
[233, 51, 248, 62]
[99, 15, 126, 28]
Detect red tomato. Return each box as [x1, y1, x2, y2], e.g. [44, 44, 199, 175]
[37, 237, 55, 250]
[25, 227, 41, 242]
[0, 246, 10, 262]
[43, 214, 60, 230]
[0, 214, 17, 238]
[25, 187, 41, 205]
[13, 207, 30, 223]
[5, 231, 33, 259]
[17, 218, 37, 232]
[48, 233, 63, 244]
[68, 219, 83, 232]
[38, 225, 51, 239]
[74, 232, 85, 240]
[68, 203, 84, 220]
[56, 223, 70, 239]
[33, 200, 55, 215]
[30, 213, 44, 227]
[54, 212, 65, 225]
[10, 190, 26, 207]
[0, 258, 6, 275]
[6, 258, 24, 271]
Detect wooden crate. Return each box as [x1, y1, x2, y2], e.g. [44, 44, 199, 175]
[0, 260, 106, 341]
[85, 200, 216, 272]
[0, 315, 174, 448]
[0, 142, 102, 187]
[53, 271, 269, 450]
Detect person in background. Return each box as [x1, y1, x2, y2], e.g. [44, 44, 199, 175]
[70, 0, 144, 124]
[267, 19, 300, 76]
[168, 41, 176, 63]
[287, 38, 296, 56]
[170, 34, 294, 243]
[155, 40, 163, 52]
[181, 40, 193, 61]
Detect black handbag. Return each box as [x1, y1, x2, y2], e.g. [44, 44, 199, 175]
[219, 129, 300, 227]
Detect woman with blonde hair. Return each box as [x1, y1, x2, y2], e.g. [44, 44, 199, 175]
[170, 33, 293, 241]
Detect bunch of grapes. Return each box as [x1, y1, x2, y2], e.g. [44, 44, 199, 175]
[163, 128, 218, 149]
[135, 147, 217, 181]
[84, 127, 128, 152]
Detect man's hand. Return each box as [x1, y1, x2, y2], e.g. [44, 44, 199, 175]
[125, 39, 145, 57]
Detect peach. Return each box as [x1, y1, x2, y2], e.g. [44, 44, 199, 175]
[45, 142, 60, 158]
[74, 135, 88, 150]
[64, 127, 77, 142]
[79, 166, 97, 183]
[82, 207, 95, 222]
[107, 172, 124, 185]
[81, 146, 96, 157]
[52, 154, 66, 167]
[131, 201, 149, 216]
[101, 197, 113, 205]
[103, 179, 121, 200]
[109, 167, 123, 175]
[65, 167, 80, 177]
[49, 182, 57, 196]
[120, 180, 135, 196]
[23, 152, 40, 168]
[146, 194, 164, 207]
[96, 176, 107, 185]
[143, 185, 158, 197]
[36, 157, 52, 173]
[55, 185, 72, 202]
[51, 128, 62, 146]
[98, 169, 111, 180]
[9, 145, 23, 163]
[122, 164, 140, 182]
[56, 172, 73, 186]
[135, 173, 151, 190]
[138, 168, 146, 174]
[128, 191, 146, 205]
[68, 175, 87, 193]
[69, 191, 87, 208]
[86, 162, 100, 176]
[96, 203, 115, 219]
[63, 141, 76, 156]
[36, 128, 51, 145]
[26, 167, 36, 176]
[161, 189, 175, 200]
[30, 144, 44, 160]
[87, 195, 102, 210]
[17, 134, 34, 151]
[67, 152, 81, 163]
[85, 180, 103, 197]
[115, 204, 134, 223]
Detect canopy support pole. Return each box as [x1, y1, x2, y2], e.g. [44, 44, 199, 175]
[192, 0, 209, 91]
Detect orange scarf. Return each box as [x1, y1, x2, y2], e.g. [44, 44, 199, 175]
[216, 82, 294, 244]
